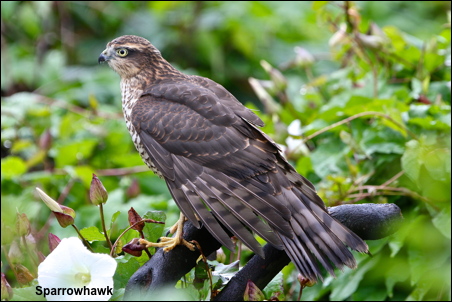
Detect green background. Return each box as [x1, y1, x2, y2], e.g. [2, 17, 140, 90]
[1, 1, 450, 301]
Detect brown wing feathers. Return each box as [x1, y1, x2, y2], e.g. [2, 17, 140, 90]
[104, 35, 369, 282]
[132, 80, 368, 280]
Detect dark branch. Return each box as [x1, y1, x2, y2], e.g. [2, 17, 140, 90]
[214, 203, 402, 301]
[124, 203, 403, 301]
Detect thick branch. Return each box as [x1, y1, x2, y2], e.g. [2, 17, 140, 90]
[124, 203, 402, 301]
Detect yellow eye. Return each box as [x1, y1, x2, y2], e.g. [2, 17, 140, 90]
[116, 48, 128, 57]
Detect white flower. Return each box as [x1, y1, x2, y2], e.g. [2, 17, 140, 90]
[38, 237, 117, 301]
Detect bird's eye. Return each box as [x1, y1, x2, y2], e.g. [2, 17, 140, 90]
[116, 48, 128, 57]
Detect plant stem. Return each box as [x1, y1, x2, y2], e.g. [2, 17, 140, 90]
[71, 224, 94, 252]
[303, 111, 418, 142]
[110, 219, 164, 257]
[99, 203, 113, 252]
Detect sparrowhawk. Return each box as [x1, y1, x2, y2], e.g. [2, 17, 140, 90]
[98, 35, 368, 282]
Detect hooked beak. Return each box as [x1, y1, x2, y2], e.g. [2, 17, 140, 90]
[98, 50, 110, 64]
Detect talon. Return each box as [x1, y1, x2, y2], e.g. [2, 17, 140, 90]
[140, 213, 196, 252]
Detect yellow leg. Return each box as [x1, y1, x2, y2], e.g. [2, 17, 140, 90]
[139, 212, 196, 252]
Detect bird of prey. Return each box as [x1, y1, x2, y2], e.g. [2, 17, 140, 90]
[98, 35, 368, 281]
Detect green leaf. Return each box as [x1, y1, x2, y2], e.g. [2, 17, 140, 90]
[79, 226, 106, 242]
[110, 288, 125, 301]
[423, 147, 451, 182]
[312, 1, 328, 10]
[310, 137, 350, 178]
[408, 116, 451, 131]
[406, 276, 434, 301]
[74, 165, 96, 188]
[54, 139, 98, 167]
[385, 261, 410, 298]
[142, 211, 166, 244]
[194, 261, 209, 280]
[401, 139, 423, 182]
[263, 272, 285, 301]
[59, 114, 83, 139]
[12, 280, 45, 301]
[110, 211, 121, 231]
[360, 128, 405, 155]
[401, 136, 451, 201]
[432, 207, 451, 239]
[352, 285, 388, 301]
[10, 139, 33, 153]
[1, 156, 27, 179]
[389, 234, 406, 258]
[114, 256, 141, 288]
[330, 254, 381, 300]
[295, 156, 313, 177]
[18, 3, 42, 37]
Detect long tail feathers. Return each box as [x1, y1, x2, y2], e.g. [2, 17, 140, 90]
[166, 153, 368, 281]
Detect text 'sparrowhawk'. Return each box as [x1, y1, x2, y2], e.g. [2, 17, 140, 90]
[98, 35, 369, 282]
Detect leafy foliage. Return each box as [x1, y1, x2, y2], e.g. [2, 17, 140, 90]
[1, 1, 450, 301]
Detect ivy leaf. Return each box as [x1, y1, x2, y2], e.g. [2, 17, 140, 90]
[110, 288, 125, 301]
[423, 147, 450, 182]
[142, 211, 166, 246]
[13, 282, 46, 301]
[401, 139, 425, 183]
[432, 207, 451, 239]
[330, 254, 381, 300]
[113, 256, 141, 288]
[79, 226, 106, 242]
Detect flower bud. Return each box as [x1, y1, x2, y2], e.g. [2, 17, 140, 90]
[36, 187, 63, 213]
[14, 264, 35, 285]
[36, 188, 75, 227]
[260, 60, 287, 92]
[216, 247, 226, 263]
[1, 273, 13, 301]
[248, 77, 281, 115]
[89, 174, 108, 205]
[39, 129, 52, 151]
[357, 33, 386, 49]
[16, 212, 31, 237]
[23, 234, 37, 251]
[329, 23, 348, 47]
[8, 241, 23, 264]
[122, 238, 147, 257]
[60, 205, 76, 219]
[126, 178, 140, 199]
[294, 46, 314, 67]
[128, 207, 144, 232]
[53, 211, 75, 228]
[297, 274, 316, 287]
[48, 233, 61, 252]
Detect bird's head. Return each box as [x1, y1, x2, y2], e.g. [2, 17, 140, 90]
[98, 35, 162, 79]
